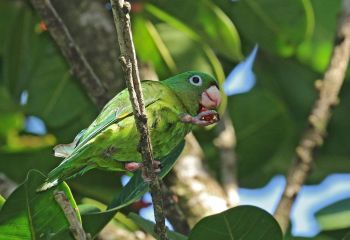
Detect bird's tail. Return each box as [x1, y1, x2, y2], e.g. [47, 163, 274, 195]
[37, 162, 92, 192]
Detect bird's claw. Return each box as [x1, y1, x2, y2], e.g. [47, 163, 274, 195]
[180, 110, 220, 126]
[124, 161, 162, 182]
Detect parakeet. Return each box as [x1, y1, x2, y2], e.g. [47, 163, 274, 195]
[38, 71, 221, 191]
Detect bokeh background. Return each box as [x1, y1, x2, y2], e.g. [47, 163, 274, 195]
[0, 0, 349, 239]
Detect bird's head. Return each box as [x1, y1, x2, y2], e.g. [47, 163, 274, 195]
[163, 71, 221, 116]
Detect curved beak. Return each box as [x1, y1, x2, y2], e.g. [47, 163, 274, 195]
[200, 85, 221, 110]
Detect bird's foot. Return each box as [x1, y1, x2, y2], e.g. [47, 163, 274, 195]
[124, 161, 162, 182]
[180, 110, 220, 126]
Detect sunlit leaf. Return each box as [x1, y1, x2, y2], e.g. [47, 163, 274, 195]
[218, 0, 314, 56]
[145, 0, 242, 61]
[297, 0, 340, 72]
[133, 14, 177, 77]
[316, 198, 350, 231]
[0, 195, 5, 210]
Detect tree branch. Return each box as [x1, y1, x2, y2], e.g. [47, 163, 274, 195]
[160, 181, 190, 235]
[214, 113, 239, 207]
[54, 191, 91, 240]
[30, 0, 110, 108]
[109, 1, 167, 239]
[166, 133, 229, 226]
[274, 0, 350, 233]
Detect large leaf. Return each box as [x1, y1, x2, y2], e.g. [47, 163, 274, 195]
[315, 198, 350, 231]
[0, 1, 17, 55]
[128, 213, 187, 240]
[188, 205, 283, 240]
[218, 0, 314, 56]
[0, 170, 78, 240]
[133, 14, 177, 77]
[230, 54, 321, 186]
[227, 88, 294, 187]
[81, 141, 185, 237]
[155, 23, 225, 83]
[0, 148, 123, 204]
[145, 0, 242, 61]
[0, 1, 97, 144]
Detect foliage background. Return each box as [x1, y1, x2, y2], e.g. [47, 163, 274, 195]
[0, 0, 349, 239]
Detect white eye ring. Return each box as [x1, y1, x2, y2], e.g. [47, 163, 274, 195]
[189, 75, 202, 86]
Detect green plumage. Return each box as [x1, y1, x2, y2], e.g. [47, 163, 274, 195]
[39, 71, 218, 190]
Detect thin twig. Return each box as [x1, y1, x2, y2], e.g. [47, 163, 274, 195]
[109, 1, 168, 239]
[274, 0, 350, 233]
[214, 113, 239, 207]
[30, 0, 109, 108]
[54, 191, 91, 240]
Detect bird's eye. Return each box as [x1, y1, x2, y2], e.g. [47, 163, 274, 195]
[189, 75, 202, 86]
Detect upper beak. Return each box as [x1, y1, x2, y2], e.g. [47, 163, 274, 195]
[200, 85, 221, 109]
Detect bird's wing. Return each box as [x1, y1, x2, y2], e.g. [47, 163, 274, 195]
[53, 81, 162, 158]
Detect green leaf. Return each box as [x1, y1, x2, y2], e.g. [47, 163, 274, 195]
[0, 195, 5, 210]
[296, 0, 340, 73]
[0, 2, 97, 143]
[81, 141, 185, 237]
[133, 14, 177, 77]
[316, 198, 350, 231]
[79, 198, 139, 231]
[223, 54, 320, 187]
[188, 205, 283, 240]
[219, 0, 314, 56]
[145, 1, 242, 61]
[128, 213, 187, 240]
[0, 1, 17, 55]
[0, 170, 79, 240]
[0, 148, 123, 205]
[155, 23, 225, 83]
[227, 88, 294, 187]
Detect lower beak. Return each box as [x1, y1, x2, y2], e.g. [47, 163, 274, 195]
[200, 85, 221, 109]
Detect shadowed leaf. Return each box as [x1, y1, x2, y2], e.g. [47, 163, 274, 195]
[189, 205, 283, 240]
[0, 170, 79, 240]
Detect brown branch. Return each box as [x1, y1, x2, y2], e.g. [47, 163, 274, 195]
[54, 191, 91, 240]
[98, 222, 154, 240]
[160, 181, 190, 235]
[109, 1, 167, 239]
[274, 0, 350, 233]
[166, 133, 229, 226]
[214, 113, 239, 207]
[30, 0, 110, 108]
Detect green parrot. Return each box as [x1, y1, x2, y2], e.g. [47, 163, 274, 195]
[38, 71, 221, 191]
